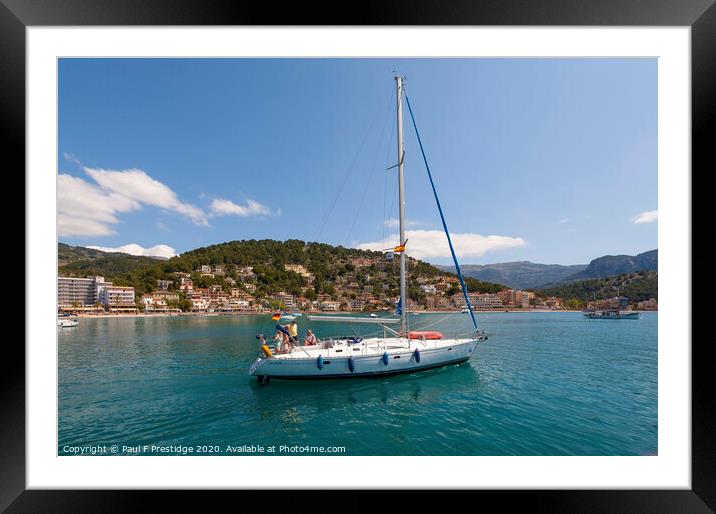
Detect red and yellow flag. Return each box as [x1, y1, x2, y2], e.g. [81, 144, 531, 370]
[393, 243, 406, 253]
[271, 312, 281, 321]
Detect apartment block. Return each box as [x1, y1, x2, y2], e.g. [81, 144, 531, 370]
[58, 276, 108, 307]
[99, 285, 136, 311]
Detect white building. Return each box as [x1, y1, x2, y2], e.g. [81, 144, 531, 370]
[285, 264, 310, 276]
[142, 294, 167, 311]
[58, 275, 108, 307]
[474, 293, 503, 309]
[320, 301, 341, 311]
[190, 298, 210, 311]
[420, 284, 438, 294]
[229, 299, 251, 310]
[99, 285, 136, 311]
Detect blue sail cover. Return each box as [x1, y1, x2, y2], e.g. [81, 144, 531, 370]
[395, 297, 402, 316]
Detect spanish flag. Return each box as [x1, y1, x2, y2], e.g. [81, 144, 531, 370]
[393, 243, 406, 253]
[271, 312, 281, 321]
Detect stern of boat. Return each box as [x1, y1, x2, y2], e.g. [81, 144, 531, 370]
[249, 357, 267, 376]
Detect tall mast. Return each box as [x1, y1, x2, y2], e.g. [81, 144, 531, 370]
[395, 75, 408, 334]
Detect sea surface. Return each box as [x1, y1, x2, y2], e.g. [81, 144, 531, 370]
[58, 312, 657, 456]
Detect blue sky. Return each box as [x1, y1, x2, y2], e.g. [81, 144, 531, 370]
[58, 58, 657, 265]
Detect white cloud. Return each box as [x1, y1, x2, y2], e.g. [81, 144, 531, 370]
[57, 167, 209, 237]
[57, 174, 140, 237]
[63, 152, 81, 165]
[210, 198, 276, 217]
[632, 210, 658, 224]
[87, 243, 177, 259]
[84, 167, 208, 226]
[557, 218, 569, 225]
[356, 229, 525, 259]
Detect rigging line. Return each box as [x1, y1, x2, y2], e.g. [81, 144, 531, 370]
[412, 309, 461, 331]
[382, 102, 396, 240]
[312, 97, 385, 244]
[344, 87, 395, 247]
[404, 92, 478, 331]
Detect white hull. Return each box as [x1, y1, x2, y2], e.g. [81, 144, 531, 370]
[57, 319, 79, 327]
[249, 336, 482, 380]
[584, 311, 640, 319]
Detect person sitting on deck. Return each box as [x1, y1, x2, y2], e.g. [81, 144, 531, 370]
[304, 329, 317, 346]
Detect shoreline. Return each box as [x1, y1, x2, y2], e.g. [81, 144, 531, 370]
[61, 309, 657, 319]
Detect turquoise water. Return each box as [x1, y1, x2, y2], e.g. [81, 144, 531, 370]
[58, 312, 657, 456]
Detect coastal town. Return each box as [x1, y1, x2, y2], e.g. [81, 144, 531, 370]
[58, 258, 658, 316]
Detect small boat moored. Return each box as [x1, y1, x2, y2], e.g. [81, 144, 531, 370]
[57, 318, 79, 328]
[584, 309, 640, 320]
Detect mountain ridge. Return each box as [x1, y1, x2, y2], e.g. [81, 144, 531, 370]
[556, 249, 657, 285]
[438, 249, 657, 290]
[437, 261, 587, 290]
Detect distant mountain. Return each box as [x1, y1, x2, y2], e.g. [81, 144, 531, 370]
[441, 249, 658, 290]
[559, 249, 657, 283]
[437, 261, 587, 290]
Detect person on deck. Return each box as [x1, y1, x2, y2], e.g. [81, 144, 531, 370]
[288, 320, 299, 345]
[282, 331, 292, 352]
[304, 329, 317, 346]
[273, 330, 286, 353]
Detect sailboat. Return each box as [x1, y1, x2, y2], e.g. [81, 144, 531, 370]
[249, 76, 487, 383]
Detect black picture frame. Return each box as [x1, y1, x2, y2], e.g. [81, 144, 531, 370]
[5, 0, 707, 511]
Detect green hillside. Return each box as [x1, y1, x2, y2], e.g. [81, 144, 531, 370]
[58, 240, 506, 300]
[59, 243, 160, 275]
[533, 271, 657, 303]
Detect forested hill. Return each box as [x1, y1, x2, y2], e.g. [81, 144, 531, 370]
[533, 271, 657, 303]
[58, 242, 160, 271]
[58, 240, 506, 298]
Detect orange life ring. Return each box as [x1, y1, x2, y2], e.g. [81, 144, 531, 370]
[408, 331, 443, 340]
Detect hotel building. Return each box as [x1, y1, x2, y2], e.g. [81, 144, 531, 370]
[57, 276, 108, 307]
[98, 285, 136, 311]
